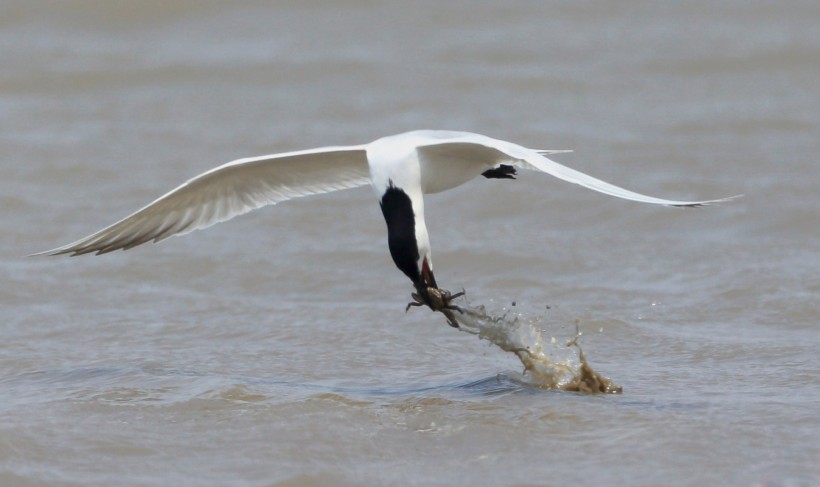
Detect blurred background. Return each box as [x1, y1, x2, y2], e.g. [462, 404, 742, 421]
[2, 1, 818, 486]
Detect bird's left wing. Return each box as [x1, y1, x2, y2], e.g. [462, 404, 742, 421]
[418, 132, 738, 207]
[34, 145, 370, 256]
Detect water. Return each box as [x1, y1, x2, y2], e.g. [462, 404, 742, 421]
[2, 1, 819, 485]
[439, 300, 622, 394]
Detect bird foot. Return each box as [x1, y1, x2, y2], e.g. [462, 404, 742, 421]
[406, 286, 465, 328]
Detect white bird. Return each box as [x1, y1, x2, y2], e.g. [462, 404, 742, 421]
[36, 130, 734, 326]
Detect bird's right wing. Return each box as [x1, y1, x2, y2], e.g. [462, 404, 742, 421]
[35, 145, 370, 256]
[419, 132, 739, 207]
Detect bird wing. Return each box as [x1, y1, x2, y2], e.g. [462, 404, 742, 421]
[35, 145, 370, 256]
[416, 131, 738, 207]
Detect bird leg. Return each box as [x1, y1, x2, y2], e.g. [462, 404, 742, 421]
[406, 284, 465, 328]
[481, 164, 517, 180]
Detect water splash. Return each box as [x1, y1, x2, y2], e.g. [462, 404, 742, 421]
[446, 300, 622, 394]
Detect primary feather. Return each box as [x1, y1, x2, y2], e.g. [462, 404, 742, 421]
[35, 145, 368, 256]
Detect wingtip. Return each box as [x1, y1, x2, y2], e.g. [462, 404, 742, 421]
[28, 249, 54, 257]
[28, 248, 72, 257]
[671, 194, 744, 208]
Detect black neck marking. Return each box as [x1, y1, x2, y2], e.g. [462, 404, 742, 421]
[379, 184, 420, 283]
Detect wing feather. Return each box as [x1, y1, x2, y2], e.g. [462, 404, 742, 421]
[417, 132, 738, 207]
[35, 145, 370, 256]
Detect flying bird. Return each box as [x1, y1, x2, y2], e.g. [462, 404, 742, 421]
[36, 130, 734, 327]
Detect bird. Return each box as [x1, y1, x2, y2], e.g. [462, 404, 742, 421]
[35, 130, 735, 327]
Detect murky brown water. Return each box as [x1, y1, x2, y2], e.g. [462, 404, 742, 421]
[3, 1, 819, 486]
[446, 301, 622, 394]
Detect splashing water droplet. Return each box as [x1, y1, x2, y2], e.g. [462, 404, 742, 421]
[443, 299, 622, 394]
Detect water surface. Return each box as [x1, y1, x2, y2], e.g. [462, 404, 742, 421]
[2, 1, 819, 486]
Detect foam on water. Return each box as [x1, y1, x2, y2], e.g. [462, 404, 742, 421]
[444, 298, 622, 394]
